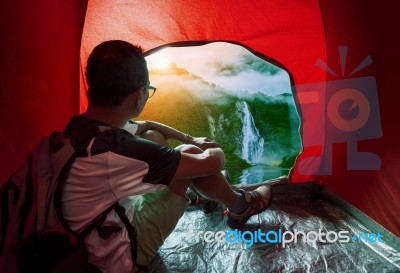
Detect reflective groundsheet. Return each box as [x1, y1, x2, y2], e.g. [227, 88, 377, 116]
[146, 184, 400, 273]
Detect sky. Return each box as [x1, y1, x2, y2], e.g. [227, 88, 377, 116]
[145, 42, 291, 96]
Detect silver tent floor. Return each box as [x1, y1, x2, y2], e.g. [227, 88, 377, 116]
[145, 183, 400, 273]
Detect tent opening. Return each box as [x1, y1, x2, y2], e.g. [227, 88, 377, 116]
[139, 42, 301, 185]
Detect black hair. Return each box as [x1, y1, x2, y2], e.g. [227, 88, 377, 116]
[86, 40, 148, 107]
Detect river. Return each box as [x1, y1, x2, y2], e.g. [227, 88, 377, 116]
[226, 165, 290, 185]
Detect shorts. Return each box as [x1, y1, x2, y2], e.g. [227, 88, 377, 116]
[132, 188, 190, 271]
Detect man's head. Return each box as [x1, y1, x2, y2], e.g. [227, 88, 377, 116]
[86, 40, 149, 108]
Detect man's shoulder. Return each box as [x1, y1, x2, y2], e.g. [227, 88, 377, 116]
[64, 115, 126, 150]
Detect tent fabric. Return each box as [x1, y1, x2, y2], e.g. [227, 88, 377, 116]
[0, 0, 399, 244]
[0, 0, 87, 180]
[318, 0, 400, 238]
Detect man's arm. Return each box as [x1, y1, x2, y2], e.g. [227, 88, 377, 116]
[134, 120, 225, 179]
[135, 120, 220, 150]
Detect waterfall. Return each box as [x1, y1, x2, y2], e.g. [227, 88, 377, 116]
[237, 101, 265, 163]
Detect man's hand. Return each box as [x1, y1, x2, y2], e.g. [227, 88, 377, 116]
[188, 137, 221, 150]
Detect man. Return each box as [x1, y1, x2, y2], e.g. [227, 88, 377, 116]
[62, 40, 271, 273]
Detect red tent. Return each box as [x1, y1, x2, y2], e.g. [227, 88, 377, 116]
[0, 0, 398, 240]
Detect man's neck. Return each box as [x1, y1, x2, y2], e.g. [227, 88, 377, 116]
[83, 105, 128, 128]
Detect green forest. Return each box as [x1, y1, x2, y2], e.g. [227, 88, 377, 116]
[139, 79, 302, 172]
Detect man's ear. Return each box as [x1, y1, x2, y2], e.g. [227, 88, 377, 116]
[129, 88, 143, 105]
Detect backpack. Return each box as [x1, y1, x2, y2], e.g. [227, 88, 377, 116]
[0, 131, 147, 273]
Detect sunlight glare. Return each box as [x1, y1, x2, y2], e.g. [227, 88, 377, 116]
[147, 53, 171, 70]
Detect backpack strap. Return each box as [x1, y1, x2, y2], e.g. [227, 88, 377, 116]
[52, 132, 148, 271]
[112, 202, 148, 272]
[53, 148, 84, 237]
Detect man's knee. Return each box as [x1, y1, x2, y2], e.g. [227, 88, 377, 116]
[141, 130, 168, 146]
[175, 144, 203, 154]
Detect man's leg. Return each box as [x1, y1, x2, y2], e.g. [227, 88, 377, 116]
[132, 188, 190, 269]
[168, 144, 236, 205]
[140, 129, 169, 146]
[139, 130, 271, 232]
[133, 130, 191, 269]
[140, 129, 270, 210]
[168, 143, 271, 229]
[139, 130, 232, 201]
